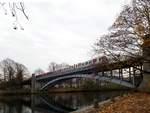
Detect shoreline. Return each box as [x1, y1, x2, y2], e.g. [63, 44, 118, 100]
[48, 88, 130, 93]
[0, 88, 130, 95]
[71, 91, 150, 113]
[70, 93, 127, 113]
[71, 99, 111, 113]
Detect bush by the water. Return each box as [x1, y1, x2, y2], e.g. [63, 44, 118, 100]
[82, 80, 99, 90]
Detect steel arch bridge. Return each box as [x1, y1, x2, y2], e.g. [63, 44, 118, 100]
[40, 74, 135, 90]
[22, 57, 143, 92]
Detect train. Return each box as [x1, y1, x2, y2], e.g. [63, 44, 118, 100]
[35, 52, 141, 78]
[35, 56, 109, 78]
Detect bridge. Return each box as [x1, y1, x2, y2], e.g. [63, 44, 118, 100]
[2, 35, 148, 92]
[22, 56, 143, 92]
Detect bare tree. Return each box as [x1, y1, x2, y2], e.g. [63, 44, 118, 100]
[48, 62, 70, 72]
[48, 62, 57, 72]
[15, 63, 30, 81]
[0, 58, 16, 81]
[94, 0, 150, 60]
[0, 58, 29, 82]
[0, 2, 28, 30]
[94, 0, 150, 90]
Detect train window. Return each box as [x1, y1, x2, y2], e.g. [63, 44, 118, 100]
[89, 61, 92, 64]
[93, 59, 97, 63]
[85, 62, 88, 65]
[102, 56, 108, 62]
[73, 65, 76, 68]
[99, 58, 101, 61]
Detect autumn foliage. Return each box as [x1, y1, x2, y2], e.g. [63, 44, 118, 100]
[94, 0, 150, 60]
[99, 93, 150, 113]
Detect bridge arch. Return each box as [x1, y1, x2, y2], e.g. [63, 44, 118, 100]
[41, 74, 134, 90]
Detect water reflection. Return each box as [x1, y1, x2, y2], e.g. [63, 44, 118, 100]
[0, 91, 127, 113]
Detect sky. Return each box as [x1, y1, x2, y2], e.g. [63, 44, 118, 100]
[0, 0, 130, 73]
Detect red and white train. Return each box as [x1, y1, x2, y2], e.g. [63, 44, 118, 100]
[36, 56, 109, 78]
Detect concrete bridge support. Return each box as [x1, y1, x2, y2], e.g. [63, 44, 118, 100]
[31, 94, 35, 113]
[31, 74, 36, 93]
[139, 34, 150, 91]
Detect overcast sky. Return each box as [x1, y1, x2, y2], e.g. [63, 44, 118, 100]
[0, 0, 130, 73]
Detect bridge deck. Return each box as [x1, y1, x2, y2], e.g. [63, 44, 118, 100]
[22, 57, 143, 88]
[37, 57, 143, 81]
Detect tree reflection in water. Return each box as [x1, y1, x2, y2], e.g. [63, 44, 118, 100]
[0, 91, 127, 113]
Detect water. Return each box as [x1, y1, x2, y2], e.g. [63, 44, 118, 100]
[0, 91, 127, 113]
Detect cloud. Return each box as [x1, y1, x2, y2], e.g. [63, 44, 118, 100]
[0, 0, 128, 73]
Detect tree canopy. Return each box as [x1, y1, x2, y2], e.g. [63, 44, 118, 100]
[0, 58, 29, 82]
[94, 0, 150, 60]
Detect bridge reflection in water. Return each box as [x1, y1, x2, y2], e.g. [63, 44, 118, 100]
[0, 91, 127, 113]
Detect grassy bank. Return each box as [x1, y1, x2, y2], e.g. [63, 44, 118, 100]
[0, 83, 130, 94]
[0, 89, 31, 95]
[48, 84, 129, 93]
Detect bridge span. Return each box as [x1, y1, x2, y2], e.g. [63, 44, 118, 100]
[22, 57, 143, 91]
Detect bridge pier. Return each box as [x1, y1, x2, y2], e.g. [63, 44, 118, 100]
[31, 94, 35, 113]
[31, 74, 37, 93]
[129, 67, 132, 82]
[132, 67, 136, 87]
[119, 69, 123, 80]
[139, 34, 150, 91]
[110, 70, 113, 78]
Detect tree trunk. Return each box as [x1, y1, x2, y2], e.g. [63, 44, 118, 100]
[138, 34, 150, 91]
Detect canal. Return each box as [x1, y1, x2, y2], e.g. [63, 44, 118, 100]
[0, 91, 127, 113]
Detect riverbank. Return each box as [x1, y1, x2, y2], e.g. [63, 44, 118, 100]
[0, 89, 31, 95]
[0, 83, 129, 94]
[71, 99, 111, 113]
[0, 89, 129, 95]
[48, 88, 129, 93]
[48, 84, 129, 93]
[72, 92, 150, 113]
